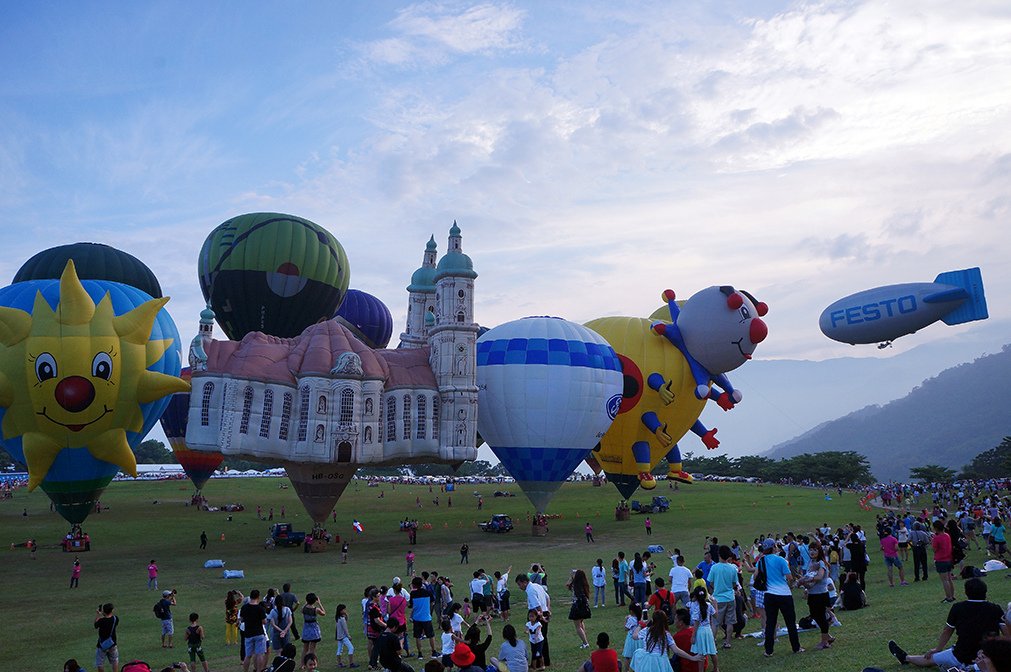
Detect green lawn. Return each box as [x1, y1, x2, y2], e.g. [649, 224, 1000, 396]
[2, 477, 1001, 671]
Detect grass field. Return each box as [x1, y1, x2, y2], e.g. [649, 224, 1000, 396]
[2, 477, 1003, 671]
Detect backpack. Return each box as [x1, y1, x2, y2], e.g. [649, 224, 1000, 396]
[657, 589, 676, 620]
[153, 601, 168, 619]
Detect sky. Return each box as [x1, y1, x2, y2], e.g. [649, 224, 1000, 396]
[2, 1, 1010, 453]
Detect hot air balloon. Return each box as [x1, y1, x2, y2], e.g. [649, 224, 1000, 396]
[159, 368, 224, 492]
[198, 212, 351, 340]
[333, 289, 394, 349]
[476, 317, 623, 512]
[586, 286, 768, 499]
[0, 263, 186, 525]
[14, 242, 163, 300]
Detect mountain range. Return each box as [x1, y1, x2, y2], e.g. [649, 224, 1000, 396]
[683, 320, 1011, 481]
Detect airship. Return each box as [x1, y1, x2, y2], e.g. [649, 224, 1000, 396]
[819, 268, 988, 347]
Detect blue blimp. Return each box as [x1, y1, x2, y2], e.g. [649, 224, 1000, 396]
[820, 267, 988, 346]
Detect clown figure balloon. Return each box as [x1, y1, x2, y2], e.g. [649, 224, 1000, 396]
[586, 286, 768, 499]
[0, 262, 189, 501]
[476, 317, 623, 512]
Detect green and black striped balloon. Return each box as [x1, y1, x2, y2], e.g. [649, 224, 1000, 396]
[198, 212, 351, 340]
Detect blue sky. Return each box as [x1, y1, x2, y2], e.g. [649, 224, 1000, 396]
[2, 0, 1010, 368]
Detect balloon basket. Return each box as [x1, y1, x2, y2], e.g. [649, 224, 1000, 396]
[532, 523, 548, 537]
[308, 538, 328, 553]
[615, 509, 630, 521]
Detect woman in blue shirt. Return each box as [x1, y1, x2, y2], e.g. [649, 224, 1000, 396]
[757, 539, 804, 657]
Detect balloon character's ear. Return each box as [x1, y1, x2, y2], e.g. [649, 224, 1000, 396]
[726, 293, 744, 310]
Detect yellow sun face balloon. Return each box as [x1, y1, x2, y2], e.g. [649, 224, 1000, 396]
[0, 261, 189, 490]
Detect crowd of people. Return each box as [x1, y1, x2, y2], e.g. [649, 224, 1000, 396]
[63, 476, 1011, 672]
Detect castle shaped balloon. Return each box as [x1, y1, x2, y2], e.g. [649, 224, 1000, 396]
[185, 224, 479, 522]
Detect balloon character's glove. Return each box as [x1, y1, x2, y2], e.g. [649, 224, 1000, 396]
[702, 428, 720, 450]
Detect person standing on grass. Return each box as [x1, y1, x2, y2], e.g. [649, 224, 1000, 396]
[185, 612, 210, 672]
[200, 530, 208, 550]
[990, 517, 1007, 560]
[94, 602, 119, 672]
[411, 576, 438, 659]
[461, 544, 470, 564]
[757, 539, 803, 657]
[158, 589, 177, 649]
[566, 569, 592, 649]
[148, 559, 159, 590]
[797, 543, 833, 651]
[70, 557, 81, 588]
[932, 520, 955, 603]
[707, 546, 739, 650]
[241, 589, 269, 672]
[617, 553, 632, 606]
[645, 517, 652, 536]
[880, 528, 909, 587]
[585, 522, 595, 543]
[668, 555, 692, 610]
[888, 577, 1008, 670]
[301, 593, 326, 663]
[279, 583, 300, 642]
[516, 573, 551, 666]
[591, 559, 607, 608]
[909, 522, 930, 582]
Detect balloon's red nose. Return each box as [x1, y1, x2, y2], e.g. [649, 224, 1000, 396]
[55, 376, 95, 413]
[750, 318, 768, 345]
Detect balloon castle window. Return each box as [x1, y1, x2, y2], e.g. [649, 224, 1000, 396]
[259, 389, 274, 438]
[239, 386, 254, 434]
[402, 394, 412, 438]
[417, 395, 427, 439]
[432, 396, 440, 440]
[279, 392, 293, 441]
[457, 312, 465, 323]
[200, 382, 214, 427]
[339, 388, 354, 425]
[386, 397, 396, 441]
[298, 386, 310, 442]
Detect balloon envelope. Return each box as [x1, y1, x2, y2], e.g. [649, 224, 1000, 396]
[333, 289, 394, 349]
[198, 212, 351, 340]
[0, 278, 181, 524]
[159, 368, 223, 491]
[584, 316, 705, 499]
[477, 317, 622, 511]
[14, 242, 162, 299]
[285, 462, 357, 524]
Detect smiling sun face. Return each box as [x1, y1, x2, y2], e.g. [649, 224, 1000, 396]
[0, 261, 189, 490]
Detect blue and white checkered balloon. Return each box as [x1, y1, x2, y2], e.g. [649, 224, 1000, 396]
[477, 317, 623, 512]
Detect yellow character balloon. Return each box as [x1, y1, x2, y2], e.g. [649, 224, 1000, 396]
[0, 261, 190, 490]
[587, 285, 769, 499]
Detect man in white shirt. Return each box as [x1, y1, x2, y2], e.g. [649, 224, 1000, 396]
[517, 573, 551, 665]
[668, 555, 693, 608]
[470, 571, 489, 613]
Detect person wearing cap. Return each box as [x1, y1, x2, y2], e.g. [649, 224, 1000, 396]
[757, 538, 803, 657]
[451, 642, 484, 672]
[158, 589, 177, 649]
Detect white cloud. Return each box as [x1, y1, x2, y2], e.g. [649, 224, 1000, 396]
[357, 1, 528, 68]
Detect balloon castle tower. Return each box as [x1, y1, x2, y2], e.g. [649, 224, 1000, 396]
[185, 224, 479, 521]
